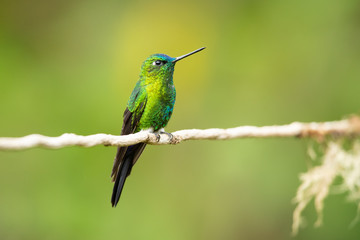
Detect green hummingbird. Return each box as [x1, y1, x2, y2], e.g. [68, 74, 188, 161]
[111, 47, 205, 207]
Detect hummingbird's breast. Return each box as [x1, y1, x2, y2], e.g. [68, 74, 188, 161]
[139, 81, 176, 131]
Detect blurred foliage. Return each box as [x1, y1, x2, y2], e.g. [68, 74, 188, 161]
[1, 0, 360, 239]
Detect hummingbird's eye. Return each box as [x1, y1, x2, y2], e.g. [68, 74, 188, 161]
[153, 60, 164, 66]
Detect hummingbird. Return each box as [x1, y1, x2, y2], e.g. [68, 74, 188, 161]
[111, 47, 205, 207]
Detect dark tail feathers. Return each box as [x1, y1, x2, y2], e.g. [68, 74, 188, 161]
[111, 156, 132, 207]
[111, 143, 146, 207]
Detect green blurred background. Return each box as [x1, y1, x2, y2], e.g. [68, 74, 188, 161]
[1, 0, 360, 239]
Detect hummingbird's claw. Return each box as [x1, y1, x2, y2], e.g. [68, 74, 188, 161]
[154, 133, 161, 142]
[160, 131, 173, 142]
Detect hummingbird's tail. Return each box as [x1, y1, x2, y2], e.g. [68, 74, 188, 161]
[111, 155, 132, 207]
[111, 143, 146, 207]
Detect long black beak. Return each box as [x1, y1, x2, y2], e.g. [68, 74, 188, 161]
[172, 47, 206, 63]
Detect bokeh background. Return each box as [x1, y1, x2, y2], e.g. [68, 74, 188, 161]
[1, 0, 360, 239]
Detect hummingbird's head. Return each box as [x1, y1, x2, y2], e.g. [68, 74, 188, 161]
[140, 54, 176, 79]
[140, 47, 206, 81]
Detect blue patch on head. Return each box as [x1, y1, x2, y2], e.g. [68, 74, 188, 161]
[149, 54, 176, 62]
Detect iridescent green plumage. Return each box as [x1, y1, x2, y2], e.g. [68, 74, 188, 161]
[111, 47, 205, 207]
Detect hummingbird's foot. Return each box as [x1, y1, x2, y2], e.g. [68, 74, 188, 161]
[159, 131, 173, 142]
[154, 133, 161, 142]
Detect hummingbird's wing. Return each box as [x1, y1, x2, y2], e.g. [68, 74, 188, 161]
[111, 81, 147, 182]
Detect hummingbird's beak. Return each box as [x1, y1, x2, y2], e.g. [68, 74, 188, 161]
[172, 47, 206, 63]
